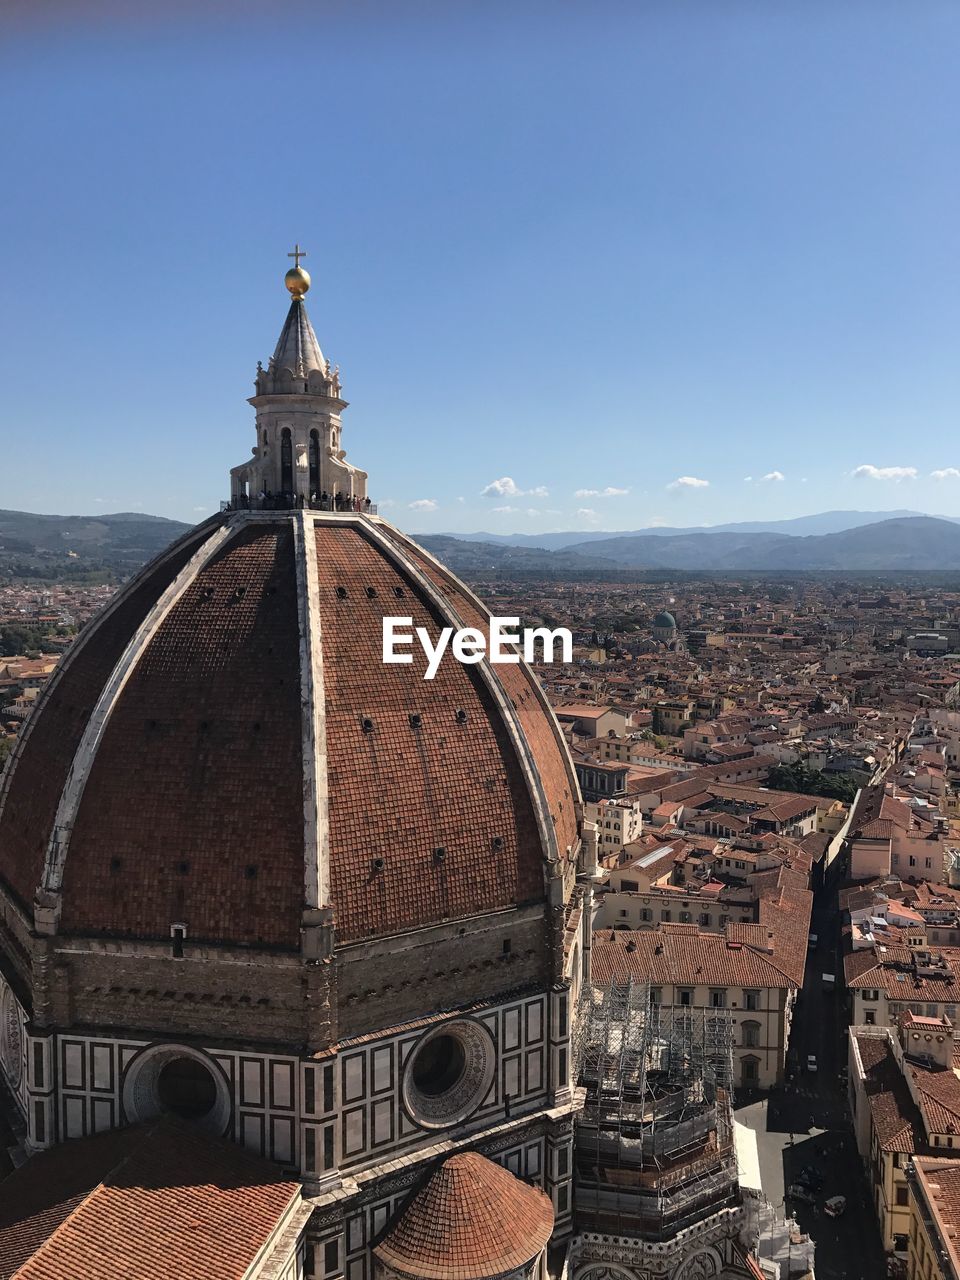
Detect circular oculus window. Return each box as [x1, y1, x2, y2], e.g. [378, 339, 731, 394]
[122, 1043, 231, 1135]
[402, 1019, 495, 1130]
[0, 982, 24, 1091]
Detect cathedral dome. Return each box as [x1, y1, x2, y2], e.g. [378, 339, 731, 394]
[652, 610, 676, 631]
[373, 1150, 554, 1279]
[0, 513, 579, 950]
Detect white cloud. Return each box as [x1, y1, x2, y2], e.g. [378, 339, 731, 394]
[482, 477, 520, 498]
[743, 477, 753, 483]
[481, 476, 548, 499]
[492, 505, 519, 513]
[408, 498, 437, 511]
[93, 497, 105, 504]
[457, 495, 466, 503]
[574, 486, 629, 498]
[760, 470, 785, 483]
[667, 475, 709, 490]
[852, 464, 918, 481]
[931, 468, 960, 481]
[378, 498, 396, 509]
[577, 507, 599, 520]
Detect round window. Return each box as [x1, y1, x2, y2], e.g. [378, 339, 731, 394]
[411, 1034, 466, 1097]
[156, 1056, 218, 1120]
[402, 1020, 495, 1130]
[0, 982, 24, 1091]
[122, 1044, 231, 1135]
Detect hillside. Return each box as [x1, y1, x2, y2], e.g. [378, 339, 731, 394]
[0, 509, 194, 580]
[566, 517, 960, 571]
[414, 535, 616, 573]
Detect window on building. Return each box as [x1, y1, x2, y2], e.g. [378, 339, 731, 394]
[895, 1186, 909, 1207]
[863, 989, 879, 1002]
[661, 910, 671, 922]
[679, 989, 692, 1006]
[743, 990, 760, 1011]
[865, 1010, 876, 1025]
[735, 860, 746, 870]
[309, 429, 320, 495]
[909, 856, 917, 868]
[324, 1240, 339, 1275]
[280, 427, 293, 493]
[680, 911, 692, 924]
[650, 987, 662, 1005]
[700, 913, 711, 927]
[710, 990, 726, 1008]
[620, 879, 638, 891]
[640, 908, 652, 922]
[742, 1021, 760, 1048]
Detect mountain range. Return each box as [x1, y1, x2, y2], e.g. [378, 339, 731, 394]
[418, 516, 960, 573]
[4, 507, 960, 579]
[438, 509, 960, 550]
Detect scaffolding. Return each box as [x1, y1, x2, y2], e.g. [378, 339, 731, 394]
[573, 980, 739, 1241]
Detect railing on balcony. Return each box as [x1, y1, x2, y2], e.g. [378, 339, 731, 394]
[221, 496, 377, 515]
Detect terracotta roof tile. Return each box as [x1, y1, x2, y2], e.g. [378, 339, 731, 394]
[0, 525, 212, 914]
[315, 524, 546, 942]
[61, 524, 305, 947]
[0, 1122, 299, 1280]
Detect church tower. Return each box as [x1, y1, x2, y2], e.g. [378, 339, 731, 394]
[231, 245, 368, 508]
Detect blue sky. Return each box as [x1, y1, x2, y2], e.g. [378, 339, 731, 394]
[0, 1, 957, 534]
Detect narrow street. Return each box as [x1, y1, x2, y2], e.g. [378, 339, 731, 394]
[736, 868, 887, 1280]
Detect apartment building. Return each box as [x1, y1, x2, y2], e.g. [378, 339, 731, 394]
[846, 943, 960, 1035]
[592, 906, 808, 1089]
[907, 1156, 960, 1280]
[849, 1015, 960, 1255]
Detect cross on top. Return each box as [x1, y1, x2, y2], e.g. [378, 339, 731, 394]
[288, 242, 307, 268]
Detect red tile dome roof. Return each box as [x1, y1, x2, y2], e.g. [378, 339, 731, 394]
[373, 1151, 554, 1280]
[0, 512, 580, 949]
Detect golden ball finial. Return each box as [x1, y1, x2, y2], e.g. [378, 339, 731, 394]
[285, 265, 311, 299]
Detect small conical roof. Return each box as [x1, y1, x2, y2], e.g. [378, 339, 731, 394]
[373, 1151, 554, 1279]
[271, 298, 325, 377]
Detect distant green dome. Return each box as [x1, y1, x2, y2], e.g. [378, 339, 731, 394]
[653, 611, 677, 630]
